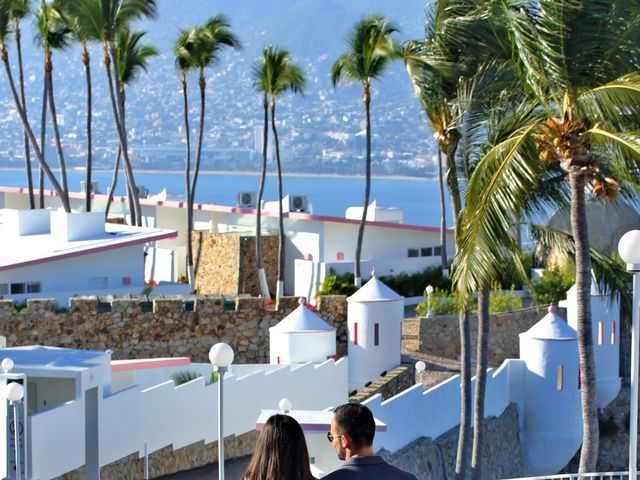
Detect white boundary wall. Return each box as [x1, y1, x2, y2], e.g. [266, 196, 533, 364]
[28, 359, 348, 480]
[365, 359, 527, 454]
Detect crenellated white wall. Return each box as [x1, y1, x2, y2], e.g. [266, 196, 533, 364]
[364, 360, 526, 454]
[27, 359, 348, 480]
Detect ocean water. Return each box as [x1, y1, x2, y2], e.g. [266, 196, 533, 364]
[0, 169, 453, 227]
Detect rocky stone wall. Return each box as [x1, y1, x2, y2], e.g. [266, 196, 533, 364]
[380, 404, 523, 480]
[0, 295, 347, 364]
[403, 307, 543, 363]
[193, 231, 278, 297]
[54, 430, 259, 480]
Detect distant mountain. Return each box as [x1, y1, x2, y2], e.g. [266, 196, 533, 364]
[0, 1, 436, 177]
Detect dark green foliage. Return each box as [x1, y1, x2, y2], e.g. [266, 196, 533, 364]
[379, 266, 451, 297]
[530, 267, 575, 306]
[494, 254, 533, 290]
[317, 269, 357, 297]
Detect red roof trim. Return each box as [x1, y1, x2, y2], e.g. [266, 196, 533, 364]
[0, 186, 452, 234]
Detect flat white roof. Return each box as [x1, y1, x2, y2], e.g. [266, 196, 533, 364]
[0, 221, 176, 272]
[0, 346, 104, 371]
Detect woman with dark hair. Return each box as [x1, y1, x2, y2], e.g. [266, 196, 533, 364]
[242, 414, 316, 480]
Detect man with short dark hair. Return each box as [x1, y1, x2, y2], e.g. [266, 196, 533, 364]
[324, 403, 417, 479]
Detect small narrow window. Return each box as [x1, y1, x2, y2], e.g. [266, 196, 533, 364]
[408, 248, 419, 258]
[354, 322, 358, 345]
[433, 246, 442, 256]
[277, 356, 280, 365]
[557, 364, 564, 391]
[374, 323, 379, 346]
[421, 247, 432, 257]
[598, 321, 604, 345]
[26, 282, 42, 293]
[0, 284, 8, 295]
[10, 283, 25, 294]
[336, 252, 345, 261]
[611, 320, 616, 345]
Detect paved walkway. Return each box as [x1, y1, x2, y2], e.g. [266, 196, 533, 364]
[158, 456, 251, 480]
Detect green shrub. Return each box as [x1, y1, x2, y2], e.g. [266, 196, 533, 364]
[379, 266, 451, 297]
[171, 370, 201, 385]
[317, 269, 358, 297]
[171, 370, 219, 385]
[416, 288, 458, 316]
[489, 285, 523, 313]
[530, 267, 575, 306]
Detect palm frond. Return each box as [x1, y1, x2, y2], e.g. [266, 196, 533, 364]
[116, 28, 157, 85]
[577, 73, 640, 129]
[529, 223, 631, 312]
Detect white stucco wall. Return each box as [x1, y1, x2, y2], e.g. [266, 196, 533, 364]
[27, 359, 348, 479]
[269, 331, 336, 364]
[0, 246, 144, 298]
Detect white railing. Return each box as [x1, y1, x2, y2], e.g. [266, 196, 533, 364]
[502, 472, 632, 480]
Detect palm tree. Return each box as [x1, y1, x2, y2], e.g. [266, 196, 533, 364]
[62, 0, 157, 225]
[331, 15, 401, 288]
[254, 45, 305, 298]
[10, 0, 34, 209]
[0, 0, 70, 212]
[35, 0, 72, 206]
[103, 28, 157, 219]
[175, 16, 240, 286]
[451, 0, 640, 471]
[57, 0, 94, 212]
[251, 53, 271, 300]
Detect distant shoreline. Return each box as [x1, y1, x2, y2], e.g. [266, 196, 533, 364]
[0, 167, 434, 182]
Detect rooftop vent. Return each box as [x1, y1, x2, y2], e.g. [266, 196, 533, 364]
[237, 191, 257, 208]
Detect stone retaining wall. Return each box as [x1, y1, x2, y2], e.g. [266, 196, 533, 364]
[403, 307, 544, 363]
[55, 430, 259, 480]
[349, 365, 415, 403]
[193, 231, 279, 297]
[380, 403, 523, 480]
[0, 295, 347, 363]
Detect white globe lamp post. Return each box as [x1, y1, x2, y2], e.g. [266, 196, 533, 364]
[618, 230, 640, 480]
[415, 360, 426, 385]
[209, 343, 234, 480]
[279, 398, 292, 414]
[425, 285, 434, 318]
[6, 381, 24, 480]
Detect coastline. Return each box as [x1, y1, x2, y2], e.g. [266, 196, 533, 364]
[0, 167, 435, 182]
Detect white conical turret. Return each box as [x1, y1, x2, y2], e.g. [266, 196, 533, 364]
[560, 277, 621, 407]
[347, 270, 404, 390]
[269, 298, 336, 364]
[519, 305, 582, 476]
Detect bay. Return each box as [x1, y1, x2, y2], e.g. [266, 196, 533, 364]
[0, 169, 453, 228]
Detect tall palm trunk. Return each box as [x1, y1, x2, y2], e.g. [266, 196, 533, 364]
[437, 150, 448, 271]
[181, 72, 194, 285]
[45, 50, 69, 201]
[118, 88, 135, 222]
[0, 46, 70, 212]
[571, 170, 599, 472]
[256, 95, 271, 299]
[103, 43, 139, 226]
[82, 43, 93, 212]
[14, 19, 34, 209]
[271, 98, 286, 298]
[445, 140, 461, 240]
[187, 69, 207, 285]
[105, 147, 121, 219]
[471, 285, 490, 480]
[39, 69, 47, 209]
[456, 307, 472, 480]
[354, 83, 372, 288]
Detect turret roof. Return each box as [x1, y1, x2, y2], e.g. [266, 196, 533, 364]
[520, 305, 577, 341]
[348, 274, 403, 303]
[270, 299, 335, 333]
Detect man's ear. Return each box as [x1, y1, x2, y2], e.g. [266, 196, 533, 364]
[341, 435, 351, 450]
